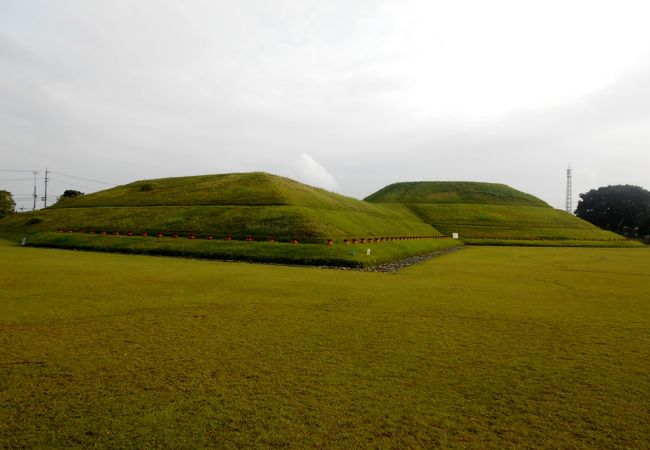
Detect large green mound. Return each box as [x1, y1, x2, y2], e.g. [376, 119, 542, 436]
[365, 181, 549, 207]
[54, 172, 377, 211]
[1, 172, 440, 243]
[366, 181, 624, 242]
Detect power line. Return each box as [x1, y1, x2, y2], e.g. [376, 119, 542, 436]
[47, 179, 101, 191]
[1, 169, 116, 186]
[49, 171, 115, 186]
[5, 169, 118, 210]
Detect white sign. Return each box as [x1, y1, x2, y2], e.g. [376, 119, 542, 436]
[452, 233, 459, 239]
[366, 248, 371, 255]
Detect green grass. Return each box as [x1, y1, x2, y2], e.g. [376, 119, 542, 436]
[1, 240, 649, 448]
[21, 232, 461, 267]
[365, 181, 622, 242]
[408, 203, 600, 228]
[1, 173, 442, 246]
[53, 172, 391, 211]
[392, 203, 621, 241]
[365, 181, 549, 206]
[463, 238, 643, 247]
[0, 173, 628, 258]
[1, 205, 439, 244]
[439, 225, 621, 241]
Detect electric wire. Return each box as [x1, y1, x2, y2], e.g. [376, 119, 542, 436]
[49, 171, 116, 186]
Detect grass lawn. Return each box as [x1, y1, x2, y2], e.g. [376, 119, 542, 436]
[1, 240, 648, 448]
[463, 238, 642, 248]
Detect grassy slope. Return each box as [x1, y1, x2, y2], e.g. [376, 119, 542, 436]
[1, 173, 441, 243]
[366, 181, 623, 242]
[365, 181, 549, 206]
[0, 204, 438, 244]
[53, 172, 389, 211]
[408, 203, 624, 241]
[1, 241, 648, 448]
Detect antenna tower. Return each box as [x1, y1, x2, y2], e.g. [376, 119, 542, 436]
[32, 171, 38, 211]
[565, 166, 572, 213]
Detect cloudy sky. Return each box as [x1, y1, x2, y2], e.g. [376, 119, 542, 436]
[2, 0, 649, 211]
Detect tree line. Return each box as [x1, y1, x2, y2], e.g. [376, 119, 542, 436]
[0, 190, 84, 219]
[575, 185, 650, 238]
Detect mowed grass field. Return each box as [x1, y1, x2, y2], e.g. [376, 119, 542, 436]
[1, 240, 649, 448]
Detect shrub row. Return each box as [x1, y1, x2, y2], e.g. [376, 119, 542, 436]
[28, 232, 463, 268]
[55, 229, 449, 245]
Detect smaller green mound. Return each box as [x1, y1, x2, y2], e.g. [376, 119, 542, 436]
[366, 181, 624, 243]
[365, 181, 549, 207]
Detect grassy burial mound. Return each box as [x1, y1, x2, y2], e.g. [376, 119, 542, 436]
[0, 172, 458, 265]
[365, 181, 629, 244]
[365, 181, 549, 207]
[6, 172, 441, 241]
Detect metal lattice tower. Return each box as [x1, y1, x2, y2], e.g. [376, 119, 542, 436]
[32, 171, 38, 211]
[565, 166, 572, 213]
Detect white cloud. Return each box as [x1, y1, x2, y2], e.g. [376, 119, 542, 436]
[291, 153, 339, 191]
[1, 1, 650, 210]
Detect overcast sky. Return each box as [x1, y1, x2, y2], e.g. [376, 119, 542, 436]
[2, 0, 649, 211]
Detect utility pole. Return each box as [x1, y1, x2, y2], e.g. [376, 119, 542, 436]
[42, 168, 50, 208]
[32, 171, 38, 211]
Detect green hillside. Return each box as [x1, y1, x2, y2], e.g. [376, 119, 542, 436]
[366, 181, 626, 242]
[1, 173, 441, 243]
[54, 172, 383, 211]
[1, 175, 633, 263]
[365, 181, 549, 207]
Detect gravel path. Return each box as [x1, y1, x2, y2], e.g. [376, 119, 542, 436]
[361, 246, 462, 272]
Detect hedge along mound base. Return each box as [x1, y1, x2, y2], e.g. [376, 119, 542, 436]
[25, 231, 462, 268]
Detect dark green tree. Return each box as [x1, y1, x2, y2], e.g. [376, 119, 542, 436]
[0, 190, 16, 219]
[61, 190, 84, 199]
[575, 185, 650, 236]
[56, 190, 84, 204]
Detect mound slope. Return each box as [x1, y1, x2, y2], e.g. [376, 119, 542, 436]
[53, 172, 378, 211]
[365, 181, 549, 207]
[4, 173, 441, 242]
[366, 181, 623, 241]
